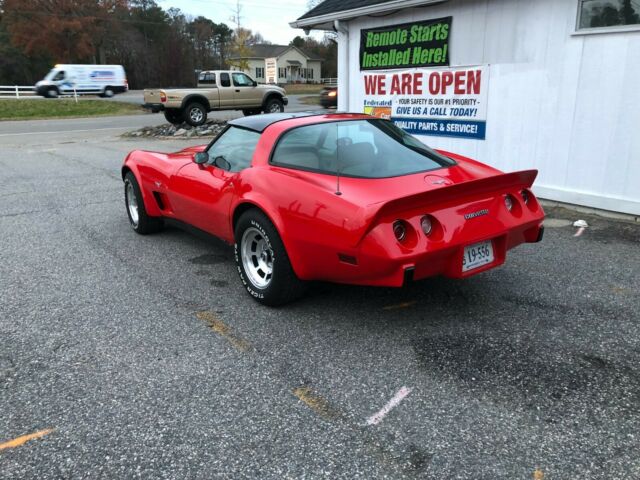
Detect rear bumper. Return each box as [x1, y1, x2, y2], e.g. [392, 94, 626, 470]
[290, 215, 544, 287]
[354, 221, 544, 287]
[143, 103, 164, 113]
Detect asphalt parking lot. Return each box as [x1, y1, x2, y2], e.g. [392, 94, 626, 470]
[1, 116, 639, 479]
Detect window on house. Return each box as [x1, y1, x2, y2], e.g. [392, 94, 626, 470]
[255, 67, 264, 78]
[308, 68, 314, 79]
[279, 67, 287, 78]
[577, 0, 640, 30]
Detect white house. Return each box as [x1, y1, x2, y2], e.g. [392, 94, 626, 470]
[291, 0, 640, 215]
[229, 44, 323, 84]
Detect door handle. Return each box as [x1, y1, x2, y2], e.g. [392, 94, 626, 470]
[235, 89, 240, 92]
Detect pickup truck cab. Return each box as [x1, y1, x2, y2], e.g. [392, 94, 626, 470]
[143, 70, 288, 126]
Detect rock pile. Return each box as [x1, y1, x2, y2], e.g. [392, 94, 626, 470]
[122, 119, 227, 139]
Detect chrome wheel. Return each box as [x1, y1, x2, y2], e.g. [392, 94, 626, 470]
[125, 181, 139, 227]
[269, 102, 283, 113]
[241, 227, 273, 289]
[189, 107, 204, 124]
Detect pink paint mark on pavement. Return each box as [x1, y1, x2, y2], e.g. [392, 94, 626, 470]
[366, 386, 412, 426]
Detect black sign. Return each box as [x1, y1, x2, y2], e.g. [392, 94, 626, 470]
[360, 17, 451, 71]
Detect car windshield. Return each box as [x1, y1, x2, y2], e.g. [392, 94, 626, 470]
[271, 119, 455, 178]
[205, 126, 260, 172]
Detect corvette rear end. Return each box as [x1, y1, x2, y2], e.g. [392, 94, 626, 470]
[342, 170, 544, 286]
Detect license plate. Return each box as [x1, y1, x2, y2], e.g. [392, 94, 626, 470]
[462, 240, 494, 272]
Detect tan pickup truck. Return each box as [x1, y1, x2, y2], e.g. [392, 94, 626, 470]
[143, 70, 288, 126]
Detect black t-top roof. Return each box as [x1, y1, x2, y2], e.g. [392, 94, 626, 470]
[228, 112, 326, 132]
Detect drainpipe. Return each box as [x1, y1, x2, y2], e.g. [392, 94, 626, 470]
[334, 20, 349, 111]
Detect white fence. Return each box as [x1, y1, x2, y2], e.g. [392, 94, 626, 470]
[0, 85, 37, 98]
[321, 78, 338, 85]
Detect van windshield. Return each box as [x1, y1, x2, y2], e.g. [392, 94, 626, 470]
[46, 70, 65, 81]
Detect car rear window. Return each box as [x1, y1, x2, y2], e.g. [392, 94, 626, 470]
[271, 119, 455, 178]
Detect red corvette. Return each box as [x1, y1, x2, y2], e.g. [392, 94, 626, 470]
[122, 113, 544, 305]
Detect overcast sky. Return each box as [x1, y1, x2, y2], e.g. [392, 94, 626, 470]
[157, 0, 324, 44]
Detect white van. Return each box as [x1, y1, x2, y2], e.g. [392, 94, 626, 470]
[35, 64, 128, 98]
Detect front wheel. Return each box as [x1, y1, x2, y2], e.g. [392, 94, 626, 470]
[263, 98, 284, 114]
[234, 210, 306, 306]
[124, 172, 164, 234]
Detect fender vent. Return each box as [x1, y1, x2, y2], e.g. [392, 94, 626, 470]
[152, 192, 165, 210]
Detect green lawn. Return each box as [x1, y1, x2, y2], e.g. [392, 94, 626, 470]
[0, 99, 144, 121]
[282, 84, 325, 94]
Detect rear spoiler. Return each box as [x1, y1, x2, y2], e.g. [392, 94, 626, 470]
[354, 169, 538, 246]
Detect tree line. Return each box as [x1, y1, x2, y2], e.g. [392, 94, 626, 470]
[0, 0, 337, 88]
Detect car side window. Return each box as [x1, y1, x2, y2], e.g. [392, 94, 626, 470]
[220, 73, 231, 87]
[199, 72, 216, 85]
[232, 73, 254, 87]
[206, 126, 261, 173]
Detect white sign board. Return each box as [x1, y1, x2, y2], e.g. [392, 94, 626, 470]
[265, 57, 277, 84]
[362, 65, 489, 140]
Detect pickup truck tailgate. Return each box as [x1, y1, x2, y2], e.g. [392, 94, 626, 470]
[144, 89, 163, 104]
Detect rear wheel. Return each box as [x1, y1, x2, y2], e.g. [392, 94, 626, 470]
[184, 102, 207, 127]
[263, 98, 284, 114]
[102, 87, 115, 98]
[164, 109, 184, 125]
[124, 171, 164, 234]
[234, 210, 305, 306]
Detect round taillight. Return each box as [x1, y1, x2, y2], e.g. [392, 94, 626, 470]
[505, 195, 514, 211]
[393, 220, 406, 242]
[420, 216, 432, 235]
[521, 189, 530, 204]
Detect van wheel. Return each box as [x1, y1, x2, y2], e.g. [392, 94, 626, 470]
[184, 102, 207, 127]
[102, 87, 115, 98]
[46, 88, 59, 99]
[264, 98, 284, 113]
[164, 109, 184, 125]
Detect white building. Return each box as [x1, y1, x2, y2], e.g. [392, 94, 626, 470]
[291, 0, 640, 215]
[229, 44, 323, 84]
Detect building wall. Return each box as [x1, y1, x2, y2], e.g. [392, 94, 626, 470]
[276, 48, 315, 82]
[340, 0, 640, 214]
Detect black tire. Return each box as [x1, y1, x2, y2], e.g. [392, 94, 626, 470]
[234, 210, 306, 306]
[102, 87, 115, 98]
[124, 171, 164, 235]
[242, 108, 261, 116]
[263, 97, 284, 114]
[46, 88, 59, 99]
[164, 109, 185, 125]
[184, 102, 207, 127]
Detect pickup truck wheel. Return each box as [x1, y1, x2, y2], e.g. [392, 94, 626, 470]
[164, 109, 185, 125]
[185, 102, 207, 127]
[264, 98, 284, 114]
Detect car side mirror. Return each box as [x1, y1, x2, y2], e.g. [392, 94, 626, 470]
[213, 156, 231, 171]
[194, 152, 208, 164]
[252, 81, 257, 87]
